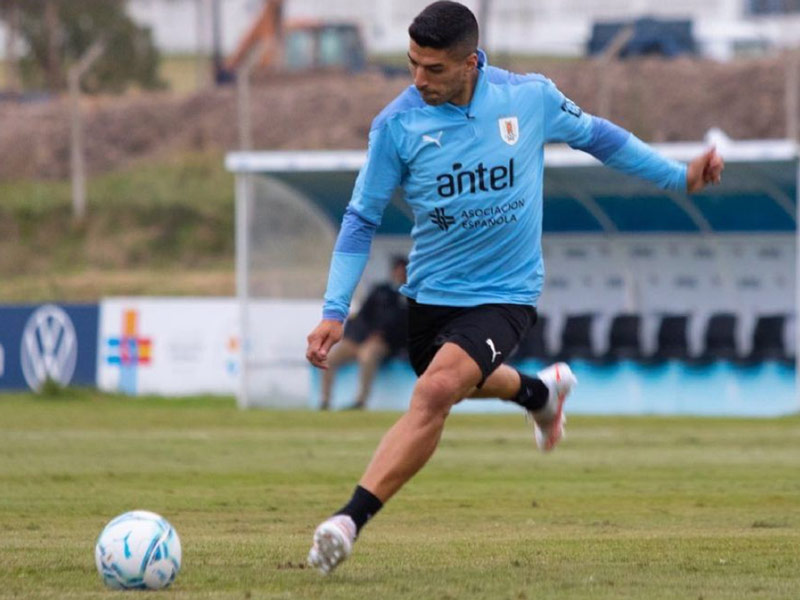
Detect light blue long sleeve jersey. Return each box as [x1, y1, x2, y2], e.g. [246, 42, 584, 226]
[322, 50, 686, 321]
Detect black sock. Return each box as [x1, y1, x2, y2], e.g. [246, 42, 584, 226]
[335, 485, 383, 534]
[509, 371, 549, 412]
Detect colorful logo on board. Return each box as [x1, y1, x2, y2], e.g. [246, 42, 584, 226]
[225, 335, 239, 376]
[105, 309, 152, 394]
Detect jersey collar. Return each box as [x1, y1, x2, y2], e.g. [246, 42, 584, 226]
[443, 48, 488, 118]
[467, 48, 489, 117]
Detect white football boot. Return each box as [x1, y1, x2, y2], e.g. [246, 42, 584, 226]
[530, 362, 577, 452]
[307, 514, 357, 574]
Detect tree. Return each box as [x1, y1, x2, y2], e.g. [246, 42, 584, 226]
[5, 0, 164, 93]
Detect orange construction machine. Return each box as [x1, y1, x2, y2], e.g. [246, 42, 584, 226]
[218, 0, 366, 81]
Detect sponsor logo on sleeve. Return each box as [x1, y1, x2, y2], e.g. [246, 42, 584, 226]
[561, 98, 582, 118]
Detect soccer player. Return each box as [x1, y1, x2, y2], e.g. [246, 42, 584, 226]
[305, 0, 724, 574]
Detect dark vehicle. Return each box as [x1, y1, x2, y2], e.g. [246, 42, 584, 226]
[587, 17, 696, 58]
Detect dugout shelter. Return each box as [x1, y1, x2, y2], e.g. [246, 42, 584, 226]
[226, 135, 799, 414]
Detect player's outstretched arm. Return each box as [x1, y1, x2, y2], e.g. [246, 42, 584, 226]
[686, 146, 724, 193]
[539, 78, 727, 194]
[306, 319, 344, 369]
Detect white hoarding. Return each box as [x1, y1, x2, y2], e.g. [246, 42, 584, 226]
[241, 299, 322, 408]
[97, 297, 322, 401]
[97, 298, 240, 396]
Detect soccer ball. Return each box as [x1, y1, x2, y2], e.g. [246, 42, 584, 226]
[94, 510, 182, 590]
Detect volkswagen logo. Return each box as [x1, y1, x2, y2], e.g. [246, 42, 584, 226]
[20, 305, 78, 391]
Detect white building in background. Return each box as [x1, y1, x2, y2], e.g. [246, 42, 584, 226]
[1, 0, 799, 59]
[128, 0, 800, 60]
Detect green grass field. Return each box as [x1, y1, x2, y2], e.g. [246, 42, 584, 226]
[1, 391, 799, 599]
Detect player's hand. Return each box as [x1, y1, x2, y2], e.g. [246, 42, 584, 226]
[306, 319, 344, 369]
[686, 146, 724, 193]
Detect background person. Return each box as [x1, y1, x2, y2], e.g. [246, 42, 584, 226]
[319, 257, 408, 410]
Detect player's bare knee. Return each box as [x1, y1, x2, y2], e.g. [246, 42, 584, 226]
[411, 372, 462, 419]
[408, 397, 451, 428]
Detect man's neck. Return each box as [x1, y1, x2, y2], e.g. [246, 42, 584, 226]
[450, 68, 479, 107]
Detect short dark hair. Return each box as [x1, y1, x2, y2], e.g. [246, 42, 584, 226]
[408, 1, 479, 57]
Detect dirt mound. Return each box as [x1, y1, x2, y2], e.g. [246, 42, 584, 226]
[0, 55, 794, 181]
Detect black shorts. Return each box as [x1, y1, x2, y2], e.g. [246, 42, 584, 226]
[407, 299, 537, 387]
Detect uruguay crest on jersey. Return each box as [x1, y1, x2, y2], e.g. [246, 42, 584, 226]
[498, 116, 519, 145]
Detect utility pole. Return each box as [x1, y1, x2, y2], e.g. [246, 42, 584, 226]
[237, 41, 267, 151]
[69, 40, 105, 222]
[44, 0, 62, 91]
[3, 0, 20, 93]
[476, 0, 491, 52]
[787, 48, 799, 142]
[596, 26, 634, 118]
[195, 0, 212, 89]
[211, 0, 224, 83]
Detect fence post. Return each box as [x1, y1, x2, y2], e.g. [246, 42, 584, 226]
[68, 40, 104, 222]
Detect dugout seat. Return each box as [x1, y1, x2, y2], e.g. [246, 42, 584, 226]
[558, 313, 595, 360]
[699, 312, 738, 361]
[651, 314, 690, 361]
[604, 313, 643, 360]
[746, 314, 789, 363]
[514, 315, 550, 361]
